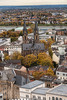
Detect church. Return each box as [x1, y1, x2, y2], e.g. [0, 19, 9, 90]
[22, 21, 45, 56]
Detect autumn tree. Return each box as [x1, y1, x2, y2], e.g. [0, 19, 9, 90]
[10, 51, 24, 61]
[33, 71, 44, 80]
[23, 54, 37, 67]
[40, 40, 47, 49]
[27, 28, 33, 34]
[37, 52, 53, 68]
[47, 38, 54, 47]
[4, 53, 10, 60]
[46, 67, 54, 76]
[5, 56, 10, 60]
[48, 47, 53, 58]
[30, 24, 35, 31]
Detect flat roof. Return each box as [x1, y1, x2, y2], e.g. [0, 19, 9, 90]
[21, 80, 44, 89]
[32, 87, 49, 95]
[47, 84, 67, 97]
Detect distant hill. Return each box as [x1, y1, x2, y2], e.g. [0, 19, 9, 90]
[0, 5, 67, 9]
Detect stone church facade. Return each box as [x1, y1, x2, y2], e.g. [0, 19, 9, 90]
[22, 21, 45, 56]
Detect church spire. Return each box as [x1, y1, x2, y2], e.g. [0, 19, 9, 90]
[34, 21, 39, 35]
[34, 21, 39, 43]
[23, 20, 28, 43]
[23, 20, 28, 35]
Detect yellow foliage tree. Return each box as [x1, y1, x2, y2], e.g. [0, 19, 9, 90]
[37, 52, 53, 67]
[33, 71, 44, 80]
[40, 40, 47, 49]
[47, 38, 54, 47]
[4, 56, 10, 60]
[23, 54, 37, 67]
[46, 67, 54, 76]
[10, 51, 24, 60]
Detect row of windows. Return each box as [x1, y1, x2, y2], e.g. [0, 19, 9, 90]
[49, 97, 62, 100]
[26, 95, 46, 100]
[57, 73, 67, 76]
[33, 96, 46, 100]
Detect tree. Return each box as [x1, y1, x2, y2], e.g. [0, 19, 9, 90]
[48, 47, 53, 58]
[11, 37, 18, 42]
[46, 67, 54, 76]
[47, 38, 54, 47]
[40, 40, 47, 49]
[5, 56, 10, 60]
[23, 54, 37, 67]
[27, 28, 33, 34]
[10, 51, 24, 60]
[30, 24, 35, 31]
[33, 71, 44, 80]
[37, 52, 53, 68]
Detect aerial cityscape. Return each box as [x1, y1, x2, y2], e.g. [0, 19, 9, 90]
[0, 0, 67, 100]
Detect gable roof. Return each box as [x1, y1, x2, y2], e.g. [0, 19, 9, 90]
[21, 80, 44, 89]
[32, 87, 49, 95]
[22, 43, 45, 51]
[47, 84, 67, 96]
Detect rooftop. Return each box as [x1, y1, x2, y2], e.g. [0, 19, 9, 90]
[47, 84, 67, 97]
[32, 87, 49, 95]
[21, 80, 44, 89]
[57, 66, 67, 73]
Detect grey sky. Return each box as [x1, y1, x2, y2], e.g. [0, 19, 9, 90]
[0, 0, 67, 5]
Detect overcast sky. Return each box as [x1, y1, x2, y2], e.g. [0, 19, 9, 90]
[0, 0, 67, 6]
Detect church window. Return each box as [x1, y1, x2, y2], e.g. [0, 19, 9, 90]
[25, 36, 26, 40]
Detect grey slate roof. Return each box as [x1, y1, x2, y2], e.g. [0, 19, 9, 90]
[21, 80, 44, 89]
[4, 60, 21, 64]
[32, 87, 49, 95]
[28, 65, 49, 71]
[22, 43, 45, 51]
[0, 69, 16, 81]
[47, 84, 67, 97]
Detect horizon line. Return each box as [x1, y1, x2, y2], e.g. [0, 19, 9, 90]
[0, 4, 67, 6]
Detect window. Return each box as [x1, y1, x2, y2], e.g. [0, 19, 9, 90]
[56, 97, 58, 100]
[0, 96, 2, 98]
[36, 36, 37, 40]
[57, 73, 59, 75]
[25, 36, 26, 40]
[38, 96, 41, 100]
[26, 95, 29, 98]
[49, 97, 50, 100]
[59, 98, 62, 100]
[33, 96, 36, 100]
[43, 97, 46, 100]
[52, 97, 55, 100]
[63, 74, 65, 76]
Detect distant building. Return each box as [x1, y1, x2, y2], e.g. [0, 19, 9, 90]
[46, 84, 67, 100]
[20, 80, 45, 99]
[56, 65, 67, 80]
[40, 75, 57, 88]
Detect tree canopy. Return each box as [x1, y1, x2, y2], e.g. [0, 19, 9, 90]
[23, 54, 37, 67]
[37, 52, 53, 67]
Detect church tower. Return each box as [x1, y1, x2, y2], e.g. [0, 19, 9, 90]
[34, 21, 39, 43]
[23, 20, 28, 43]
